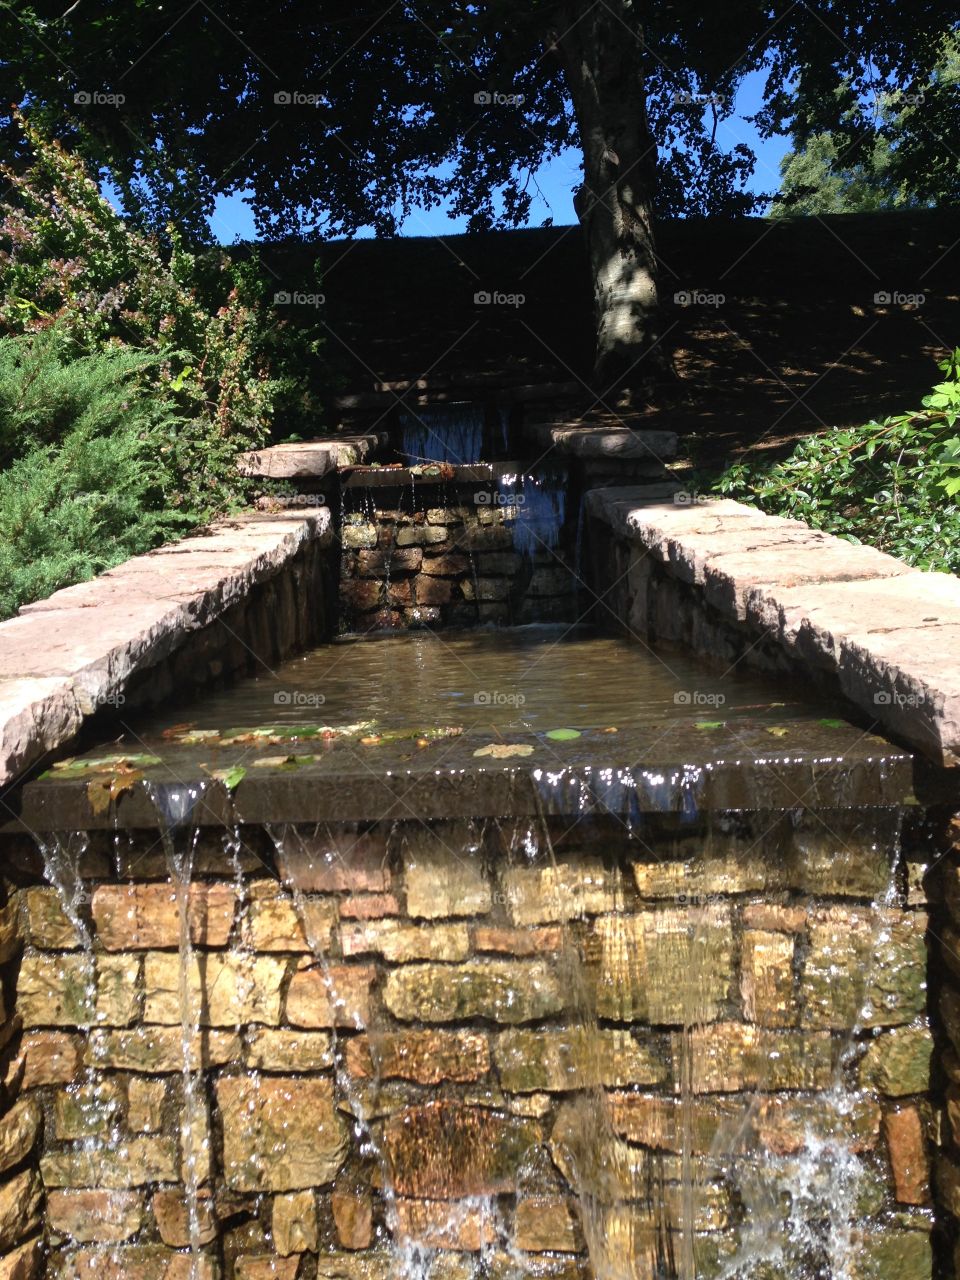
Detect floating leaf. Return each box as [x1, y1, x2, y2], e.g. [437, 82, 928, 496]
[177, 729, 221, 744]
[210, 765, 246, 792]
[53, 752, 160, 773]
[766, 726, 790, 738]
[545, 728, 581, 741]
[695, 721, 723, 731]
[473, 743, 535, 759]
[87, 770, 142, 815]
[601, 726, 619, 734]
[819, 718, 846, 729]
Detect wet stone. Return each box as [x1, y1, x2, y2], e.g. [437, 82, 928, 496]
[500, 857, 623, 925]
[274, 830, 390, 893]
[741, 929, 796, 1026]
[472, 925, 564, 955]
[495, 1027, 669, 1092]
[859, 1025, 933, 1096]
[244, 1028, 333, 1072]
[0, 1238, 43, 1280]
[91, 883, 236, 951]
[672, 1023, 833, 1093]
[393, 1197, 496, 1251]
[217, 1076, 348, 1191]
[0, 1170, 41, 1253]
[801, 908, 927, 1029]
[0, 1099, 42, 1175]
[54, 1079, 122, 1139]
[41, 1138, 178, 1189]
[127, 1078, 167, 1132]
[345, 1030, 490, 1084]
[17, 1031, 82, 1088]
[382, 1101, 542, 1197]
[143, 951, 285, 1027]
[340, 920, 469, 962]
[383, 961, 565, 1024]
[48, 1248, 218, 1280]
[331, 1191, 373, 1250]
[514, 1197, 582, 1253]
[152, 1189, 218, 1247]
[17, 952, 139, 1028]
[285, 961, 375, 1029]
[883, 1106, 931, 1206]
[403, 828, 492, 919]
[87, 1027, 240, 1073]
[245, 881, 337, 952]
[46, 1189, 143, 1244]
[21, 888, 79, 950]
[272, 1190, 318, 1255]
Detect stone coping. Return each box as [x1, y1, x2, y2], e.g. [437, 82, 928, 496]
[527, 422, 678, 461]
[236, 433, 387, 479]
[0, 510, 332, 790]
[6, 718, 911, 832]
[586, 487, 960, 766]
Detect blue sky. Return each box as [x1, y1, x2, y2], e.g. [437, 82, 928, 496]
[207, 69, 791, 243]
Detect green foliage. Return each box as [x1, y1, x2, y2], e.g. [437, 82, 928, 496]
[0, 113, 300, 618]
[0, 331, 200, 618]
[774, 34, 960, 215]
[716, 351, 960, 573]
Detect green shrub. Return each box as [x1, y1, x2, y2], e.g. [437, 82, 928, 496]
[0, 330, 202, 618]
[716, 351, 960, 573]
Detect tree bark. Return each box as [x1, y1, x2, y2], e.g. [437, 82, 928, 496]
[554, 0, 664, 394]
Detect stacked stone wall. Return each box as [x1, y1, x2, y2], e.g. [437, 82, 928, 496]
[0, 810, 938, 1278]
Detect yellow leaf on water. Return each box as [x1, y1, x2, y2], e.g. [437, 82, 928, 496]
[766, 727, 790, 738]
[473, 743, 535, 760]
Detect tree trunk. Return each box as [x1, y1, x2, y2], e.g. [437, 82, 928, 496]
[554, 0, 665, 394]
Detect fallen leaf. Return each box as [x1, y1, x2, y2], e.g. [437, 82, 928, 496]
[545, 728, 581, 741]
[819, 718, 846, 729]
[473, 743, 535, 759]
[208, 765, 246, 792]
[601, 726, 619, 734]
[766, 727, 790, 738]
[87, 770, 143, 816]
[695, 721, 723, 731]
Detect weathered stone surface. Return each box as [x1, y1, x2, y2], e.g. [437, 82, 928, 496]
[153, 1189, 217, 1247]
[884, 1106, 930, 1205]
[21, 888, 79, 950]
[383, 961, 564, 1024]
[271, 1191, 318, 1255]
[585, 907, 734, 1024]
[419, 554, 469, 576]
[54, 1079, 122, 1139]
[238, 435, 384, 478]
[0, 1099, 42, 1174]
[346, 1030, 490, 1085]
[396, 525, 447, 547]
[92, 883, 236, 950]
[342, 523, 378, 550]
[127, 1078, 166, 1132]
[339, 894, 400, 920]
[472, 925, 563, 955]
[514, 1197, 582, 1253]
[0, 1237, 43, 1280]
[87, 1027, 240, 1073]
[234, 1258, 298, 1280]
[18, 1031, 82, 1087]
[382, 1102, 541, 1197]
[672, 1024, 833, 1093]
[801, 908, 927, 1029]
[741, 930, 796, 1026]
[500, 857, 619, 925]
[143, 951, 285, 1026]
[358, 547, 423, 576]
[741, 904, 807, 932]
[495, 1028, 668, 1092]
[340, 920, 469, 962]
[0, 1172, 40, 1253]
[244, 1028, 333, 1071]
[403, 830, 491, 919]
[274, 830, 390, 893]
[393, 1198, 496, 1251]
[49, 1246, 218, 1280]
[0, 896, 21, 964]
[46, 1190, 143, 1243]
[217, 1076, 347, 1191]
[41, 1138, 178, 1189]
[859, 1026, 932, 1096]
[246, 881, 336, 952]
[331, 1192, 373, 1250]
[17, 951, 139, 1027]
[848, 1228, 932, 1280]
[0, 511, 330, 787]
[285, 962, 375, 1029]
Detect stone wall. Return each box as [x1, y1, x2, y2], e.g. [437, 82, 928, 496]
[340, 484, 578, 631]
[0, 808, 937, 1279]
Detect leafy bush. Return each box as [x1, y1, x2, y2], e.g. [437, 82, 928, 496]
[0, 331, 202, 617]
[716, 350, 960, 573]
[0, 112, 297, 617]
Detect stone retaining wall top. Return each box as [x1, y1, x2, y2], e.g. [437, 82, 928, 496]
[237, 434, 387, 478]
[586, 487, 960, 765]
[0, 510, 332, 789]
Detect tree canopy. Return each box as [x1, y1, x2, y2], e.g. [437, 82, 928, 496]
[2, 1, 957, 383]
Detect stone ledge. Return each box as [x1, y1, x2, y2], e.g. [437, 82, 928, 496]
[0, 511, 332, 789]
[526, 423, 678, 461]
[586, 488, 960, 765]
[237, 434, 387, 479]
